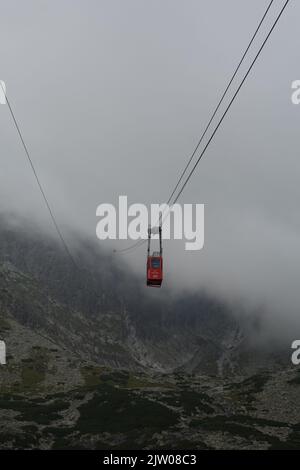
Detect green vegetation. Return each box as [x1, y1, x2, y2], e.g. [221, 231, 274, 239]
[288, 371, 300, 385]
[0, 394, 69, 425]
[180, 390, 214, 415]
[0, 315, 11, 331]
[80, 365, 103, 387]
[126, 374, 158, 389]
[76, 383, 178, 435]
[190, 414, 288, 448]
[225, 373, 270, 403]
[19, 347, 50, 390]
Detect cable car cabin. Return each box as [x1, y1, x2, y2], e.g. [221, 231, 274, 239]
[147, 253, 163, 287]
[147, 222, 163, 287]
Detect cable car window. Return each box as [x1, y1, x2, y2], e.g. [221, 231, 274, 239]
[151, 258, 160, 269]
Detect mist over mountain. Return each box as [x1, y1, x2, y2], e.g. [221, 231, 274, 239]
[0, 213, 291, 375]
[0, 0, 299, 453]
[0, 213, 299, 451]
[0, 0, 299, 347]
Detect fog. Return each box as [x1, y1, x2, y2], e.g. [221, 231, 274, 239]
[0, 0, 299, 338]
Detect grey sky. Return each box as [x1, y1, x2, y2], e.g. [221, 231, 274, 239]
[0, 0, 299, 337]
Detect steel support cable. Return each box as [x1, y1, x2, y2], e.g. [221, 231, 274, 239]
[0, 83, 78, 267]
[166, 0, 275, 207]
[172, 0, 290, 206]
[115, 0, 290, 254]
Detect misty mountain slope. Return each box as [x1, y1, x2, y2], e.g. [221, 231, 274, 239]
[0, 216, 299, 449]
[0, 214, 290, 374]
[0, 256, 235, 372]
[0, 215, 243, 373]
[0, 262, 139, 369]
[0, 307, 88, 394]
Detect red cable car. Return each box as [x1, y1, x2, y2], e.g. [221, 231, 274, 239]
[146, 224, 163, 287]
[147, 252, 163, 287]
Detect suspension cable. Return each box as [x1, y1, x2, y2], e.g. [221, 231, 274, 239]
[172, 0, 290, 206]
[166, 0, 275, 206]
[114, 0, 290, 254]
[0, 83, 78, 267]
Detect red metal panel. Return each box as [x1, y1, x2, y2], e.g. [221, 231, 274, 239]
[146, 256, 163, 287]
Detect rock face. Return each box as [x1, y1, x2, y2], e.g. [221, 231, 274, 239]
[0, 215, 298, 449]
[1, 315, 300, 450]
[0, 216, 290, 376]
[0, 215, 237, 374]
